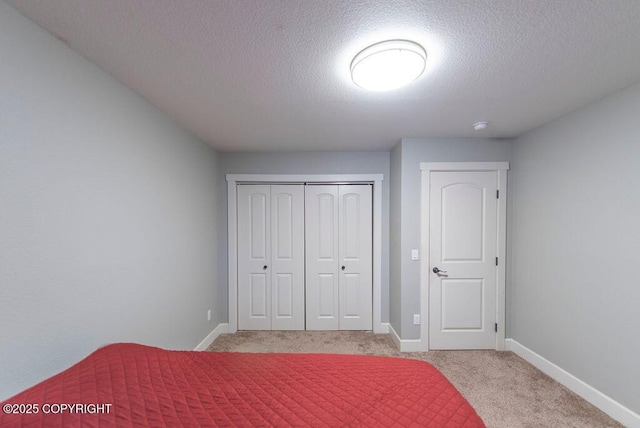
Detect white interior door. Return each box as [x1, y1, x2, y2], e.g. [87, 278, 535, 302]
[270, 185, 304, 330]
[339, 185, 372, 330]
[305, 185, 340, 330]
[429, 171, 498, 349]
[306, 185, 372, 330]
[238, 185, 271, 330]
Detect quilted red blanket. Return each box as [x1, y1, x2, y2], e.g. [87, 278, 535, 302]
[1, 343, 484, 427]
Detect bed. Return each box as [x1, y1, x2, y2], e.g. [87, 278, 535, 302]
[0, 343, 484, 427]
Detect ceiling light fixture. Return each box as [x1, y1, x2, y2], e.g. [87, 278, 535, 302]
[351, 40, 427, 91]
[473, 121, 489, 131]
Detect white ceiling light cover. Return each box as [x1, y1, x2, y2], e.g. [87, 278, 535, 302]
[351, 40, 427, 91]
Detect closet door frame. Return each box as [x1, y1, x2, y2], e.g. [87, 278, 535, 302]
[227, 174, 384, 334]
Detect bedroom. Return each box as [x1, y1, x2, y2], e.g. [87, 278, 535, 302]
[1, 0, 639, 426]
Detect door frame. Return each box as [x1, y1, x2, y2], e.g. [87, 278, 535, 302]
[420, 162, 509, 351]
[227, 174, 384, 333]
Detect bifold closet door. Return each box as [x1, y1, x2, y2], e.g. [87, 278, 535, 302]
[305, 185, 372, 330]
[237, 185, 304, 330]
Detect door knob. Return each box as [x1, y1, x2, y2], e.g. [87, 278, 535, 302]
[341, 266, 346, 271]
[263, 265, 268, 270]
[432, 267, 447, 274]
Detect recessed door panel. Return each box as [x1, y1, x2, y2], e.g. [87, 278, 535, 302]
[343, 273, 360, 317]
[274, 193, 293, 260]
[250, 274, 268, 318]
[441, 279, 484, 330]
[343, 193, 360, 260]
[442, 184, 485, 262]
[250, 193, 268, 259]
[275, 274, 293, 318]
[318, 274, 336, 317]
[318, 194, 336, 260]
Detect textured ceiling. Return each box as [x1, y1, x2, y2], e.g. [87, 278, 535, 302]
[7, 0, 640, 151]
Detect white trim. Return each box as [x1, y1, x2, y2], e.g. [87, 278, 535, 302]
[420, 162, 509, 172]
[372, 180, 384, 333]
[194, 323, 229, 351]
[228, 180, 238, 333]
[419, 164, 431, 352]
[377, 322, 390, 334]
[420, 162, 509, 351]
[226, 174, 383, 183]
[495, 169, 507, 350]
[226, 174, 384, 334]
[506, 339, 640, 427]
[389, 324, 423, 352]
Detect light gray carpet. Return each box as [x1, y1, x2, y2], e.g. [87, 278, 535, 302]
[208, 331, 622, 428]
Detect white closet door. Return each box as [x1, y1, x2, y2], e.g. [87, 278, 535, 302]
[339, 185, 372, 330]
[305, 185, 340, 330]
[238, 185, 271, 330]
[270, 185, 305, 330]
[306, 184, 372, 330]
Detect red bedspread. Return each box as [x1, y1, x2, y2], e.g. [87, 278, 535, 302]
[1, 343, 484, 427]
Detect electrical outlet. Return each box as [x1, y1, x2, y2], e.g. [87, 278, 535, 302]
[207, 309, 212, 322]
[413, 314, 420, 325]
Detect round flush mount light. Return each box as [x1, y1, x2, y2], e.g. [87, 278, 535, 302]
[351, 40, 427, 91]
[473, 121, 489, 131]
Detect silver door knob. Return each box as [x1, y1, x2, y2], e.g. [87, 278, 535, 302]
[432, 267, 447, 274]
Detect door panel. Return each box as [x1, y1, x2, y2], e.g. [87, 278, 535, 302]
[274, 274, 293, 317]
[238, 185, 271, 330]
[343, 273, 360, 317]
[441, 279, 484, 330]
[342, 193, 360, 259]
[339, 185, 372, 330]
[318, 194, 336, 259]
[250, 274, 268, 317]
[441, 183, 485, 262]
[429, 171, 497, 349]
[306, 186, 340, 330]
[238, 184, 304, 330]
[270, 185, 304, 330]
[318, 274, 337, 317]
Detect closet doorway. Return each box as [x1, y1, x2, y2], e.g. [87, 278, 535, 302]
[227, 174, 384, 334]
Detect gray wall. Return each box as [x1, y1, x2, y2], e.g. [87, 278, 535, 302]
[0, 3, 222, 400]
[218, 151, 391, 324]
[391, 138, 514, 339]
[389, 143, 403, 335]
[511, 81, 640, 413]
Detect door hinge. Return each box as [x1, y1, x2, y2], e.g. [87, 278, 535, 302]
[496, 190, 499, 199]
[495, 323, 498, 333]
[495, 257, 498, 266]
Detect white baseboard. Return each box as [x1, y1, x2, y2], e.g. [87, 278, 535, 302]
[374, 322, 389, 334]
[506, 339, 639, 427]
[194, 323, 229, 351]
[389, 324, 426, 352]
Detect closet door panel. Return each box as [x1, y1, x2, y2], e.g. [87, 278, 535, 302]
[305, 185, 340, 330]
[339, 185, 373, 330]
[238, 185, 271, 330]
[271, 185, 304, 330]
